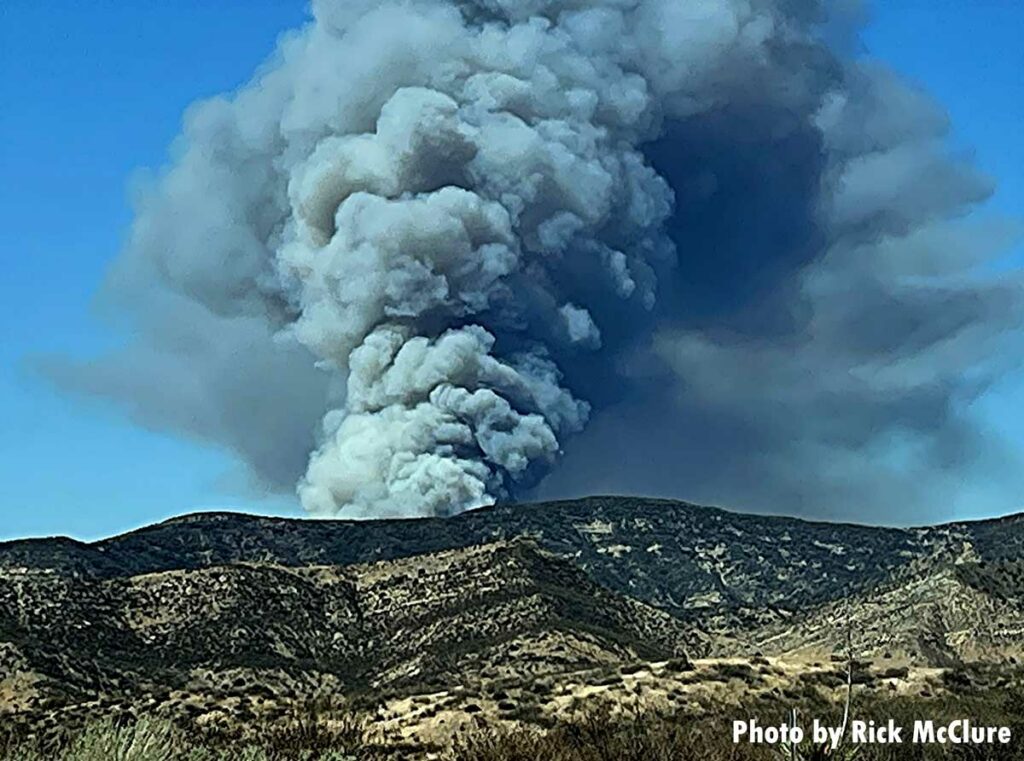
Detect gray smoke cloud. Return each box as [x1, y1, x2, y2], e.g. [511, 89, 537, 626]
[49, 0, 1024, 522]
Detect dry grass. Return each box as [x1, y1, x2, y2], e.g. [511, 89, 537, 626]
[449, 688, 1024, 761]
[2, 686, 1022, 760]
[0, 710, 364, 761]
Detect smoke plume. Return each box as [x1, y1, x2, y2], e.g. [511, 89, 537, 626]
[52, 0, 1024, 521]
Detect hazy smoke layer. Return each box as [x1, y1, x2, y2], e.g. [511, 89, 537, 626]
[53, 0, 1023, 521]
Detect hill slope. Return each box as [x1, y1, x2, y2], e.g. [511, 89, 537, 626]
[5, 496, 1022, 634]
[0, 538, 697, 736]
[3, 496, 1024, 743]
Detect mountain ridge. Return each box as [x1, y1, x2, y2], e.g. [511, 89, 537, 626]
[7, 495, 1024, 552]
[4, 495, 1024, 656]
[4, 496, 1024, 751]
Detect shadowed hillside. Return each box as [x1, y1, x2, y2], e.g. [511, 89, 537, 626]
[5, 497, 1023, 634]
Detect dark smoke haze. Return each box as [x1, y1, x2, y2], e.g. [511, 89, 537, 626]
[47, 0, 1024, 523]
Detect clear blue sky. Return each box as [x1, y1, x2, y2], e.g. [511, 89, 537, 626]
[1, 1, 1021, 541]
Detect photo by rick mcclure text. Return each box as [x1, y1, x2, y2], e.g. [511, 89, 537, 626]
[734, 718, 1014, 748]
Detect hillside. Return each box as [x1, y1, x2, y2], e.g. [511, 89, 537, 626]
[1, 538, 698, 739]
[3, 496, 1024, 751]
[5, 496, 1022, 633]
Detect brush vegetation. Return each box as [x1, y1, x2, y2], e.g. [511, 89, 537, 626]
[2, 688, 1022, 760]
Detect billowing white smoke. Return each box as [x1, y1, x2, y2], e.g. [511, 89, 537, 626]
[54, 0, 1023, 522]
[126, 0, 686, 517]
[274, 7, 686, 516]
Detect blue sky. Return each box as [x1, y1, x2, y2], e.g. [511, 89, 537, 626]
[1, 1, 1021, 541]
